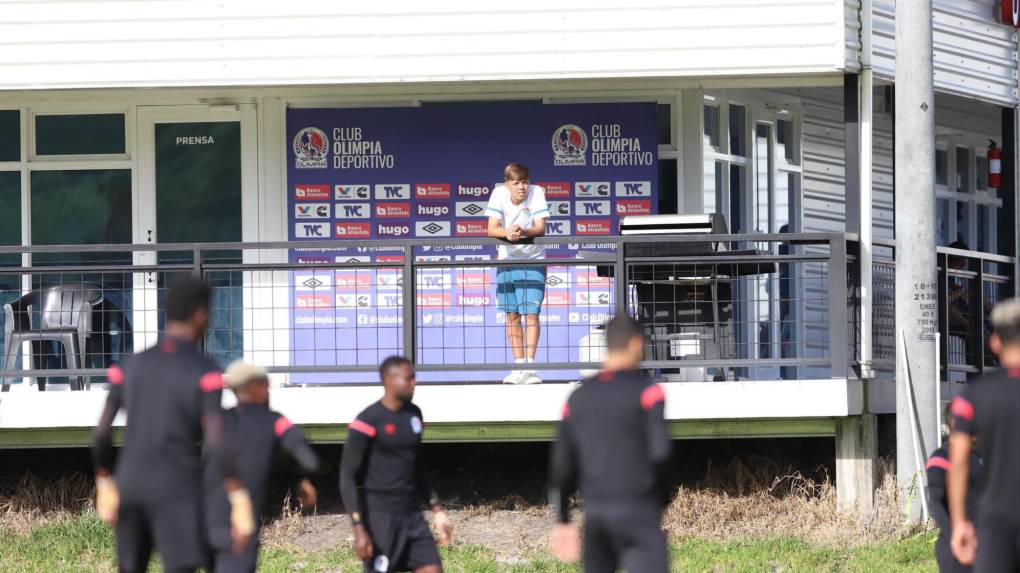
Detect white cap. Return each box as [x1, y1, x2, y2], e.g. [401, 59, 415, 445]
[224, 360, 268, 389]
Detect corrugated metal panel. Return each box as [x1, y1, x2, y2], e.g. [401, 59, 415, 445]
[0, 0, 848, 90]
[873, 0, 1018, 105]
[845, 0, 862, 72]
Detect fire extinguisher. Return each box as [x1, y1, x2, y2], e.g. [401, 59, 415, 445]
[988, 140, 1002, 189]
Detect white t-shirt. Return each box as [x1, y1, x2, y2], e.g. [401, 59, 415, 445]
[485, 184, 549, 260]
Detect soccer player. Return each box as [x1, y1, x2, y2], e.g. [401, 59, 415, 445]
[339, 355, 453, 573]
[928, 403, 982, 572]
[204, 360, 321, 573]
[549, 314, 672, 573]
[949, 298, 1020, 570]
[486, 162, 549, 385]
[92, 278, 254, 573]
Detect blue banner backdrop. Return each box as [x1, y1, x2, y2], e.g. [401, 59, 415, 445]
[286, 102, 658, 383]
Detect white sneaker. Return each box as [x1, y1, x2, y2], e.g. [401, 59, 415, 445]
[519, 371, 543, 385]
[503, 370, 526, 384]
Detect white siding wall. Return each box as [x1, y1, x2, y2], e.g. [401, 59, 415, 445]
[0, 0, 848, 90]
[872, 0, 1019, 105]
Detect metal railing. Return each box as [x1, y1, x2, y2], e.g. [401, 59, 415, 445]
[0, 232, 852, 388]
[860, 240, 1015, 382]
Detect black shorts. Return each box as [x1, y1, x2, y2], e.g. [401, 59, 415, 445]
[116, 497, 208, 572]
[975, 522, 1020, 573]
[936, 532, 971, 572]
[583, 501, 667, 573]
[363, 511, 441, 573]
[212, 537, 260, 573]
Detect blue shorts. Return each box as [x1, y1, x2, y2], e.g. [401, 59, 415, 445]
[496, 267, 546, 315]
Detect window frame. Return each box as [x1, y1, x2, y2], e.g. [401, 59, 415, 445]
[933, 131, 1003, 253]
[28, 106, 132, 163]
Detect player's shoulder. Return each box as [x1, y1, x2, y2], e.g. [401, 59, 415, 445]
[356, 400, 385, 422]
[405, 401, 424, 418]
[529, 184, 546, 195]
[268, 409, 296, 437]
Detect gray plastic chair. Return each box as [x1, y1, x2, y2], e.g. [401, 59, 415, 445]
[1, 284, 104, 391]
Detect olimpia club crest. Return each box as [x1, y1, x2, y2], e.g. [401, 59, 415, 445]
[552, 124, 588, 166]
[293, 127, 329, 168]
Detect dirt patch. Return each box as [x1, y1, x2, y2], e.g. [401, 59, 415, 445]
[263, 506, 555, 562]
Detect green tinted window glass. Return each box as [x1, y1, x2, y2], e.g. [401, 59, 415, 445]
[35, 114, 125, 155]
[0, 111, 18, 161]
[31, 170, 132, 265]
[0, 172, 20, 248]
[155, 121, 242, 263]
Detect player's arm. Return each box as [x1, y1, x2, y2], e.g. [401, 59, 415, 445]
[412, 412, 451, 544]
[340, 418, 375, 559]
[522, 191, 549, 238]
[92, 365, 125, 475]
[276, 415, 320, 509]
[277, 416, 320, 474]
[520, 217, 546, 238]
[91, 364, 125, 525]
[549, 402, 579, 524]
[199, 371, 254, 552]
[948, 394, 978, 565]
[925, 454, 951, 533]
[487, 216, 515, 240]
[642, 384, 673, 506]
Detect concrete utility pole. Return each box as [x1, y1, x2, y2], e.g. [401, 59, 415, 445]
[894, 0, 939, 522]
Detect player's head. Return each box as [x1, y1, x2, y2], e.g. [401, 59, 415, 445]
[380, 355, 415, 401]
[989, 298, 1020, 363]
[604, 314, 645, 370]
[224, 360, 270, 405]
[165, 277, 212, 337]
[503, 163, 530, 203]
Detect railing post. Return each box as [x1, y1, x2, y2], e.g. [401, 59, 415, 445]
[614, 239, 627, 317]
[402, 245, 416, 365]
[977, 260, 985, 374]
[829, 235, 849, 379]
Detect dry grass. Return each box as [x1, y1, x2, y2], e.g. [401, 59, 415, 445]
[664, 458, 925, 546]
[0, 472, 94, 534]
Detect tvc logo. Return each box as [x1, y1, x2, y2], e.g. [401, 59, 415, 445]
[575, 182, 610, 197]
[545, 221, 568, 236]
[335, 185, 370, 200]
[615, 181, 651, 197]
[295, 203, 330, 219]
[577, 201, 610, 216]
[378, 294, 402, 308]
[374, 184, 410, 200]
[336, 203, 370, 219]
[295, 223, 329, 238]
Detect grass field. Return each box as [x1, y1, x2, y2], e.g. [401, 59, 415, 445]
[0, 513, 936, 573]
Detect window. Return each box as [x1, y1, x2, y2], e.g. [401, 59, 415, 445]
[34, 113, 126, 156]
[0, 111, 18, 162]
[729, 104, 747, 157]
[777, 119, 795, 164]
[702, 99, 799, 235]
[934, 143, 1001, 252]
[30, 170, 132, 263]
[656, 104, 672, 145]
[704, 105, 720, 148]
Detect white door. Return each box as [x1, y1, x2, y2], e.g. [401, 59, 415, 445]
[133, 105, 258, 356]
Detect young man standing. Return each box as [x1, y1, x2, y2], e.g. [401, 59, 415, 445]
[549, 315, 672, 573]
[928, 403, 982, 573]
[486, 162, 549, 384]
[204, 361, 321, 573]
[949, 298, 1020, 570]
[92, 278, 254, 573]
[339, 356, 453, 573]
